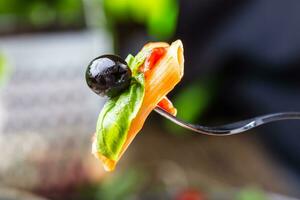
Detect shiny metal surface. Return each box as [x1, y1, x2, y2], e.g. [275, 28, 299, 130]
[154, 107, 300, 136]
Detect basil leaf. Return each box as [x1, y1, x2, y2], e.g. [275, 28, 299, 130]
[96, 53, 147, 160]
[95, 47, 151, 160]
[126, 48, 151, 75]
[125, 54, 134, 68]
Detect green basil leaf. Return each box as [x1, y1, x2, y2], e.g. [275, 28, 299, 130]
[125, 54, 134, 67]
[127, 48, 151, 76]
[96, 74, 144, 160]
[95, 52, 148, 160]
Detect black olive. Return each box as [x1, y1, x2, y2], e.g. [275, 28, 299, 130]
[86, 54, 132, 98]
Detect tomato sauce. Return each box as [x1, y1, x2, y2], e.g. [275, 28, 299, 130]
[140, 47, 177, 116]
[140, 47, 166, 76]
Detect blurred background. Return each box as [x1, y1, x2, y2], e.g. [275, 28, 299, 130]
[0, 0, 299, 199]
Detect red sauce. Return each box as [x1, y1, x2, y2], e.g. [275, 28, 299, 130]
[139, 47, 166, 76]
[139, 47, 177, 116]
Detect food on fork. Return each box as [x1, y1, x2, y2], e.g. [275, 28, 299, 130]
[86, 40, 184, 171]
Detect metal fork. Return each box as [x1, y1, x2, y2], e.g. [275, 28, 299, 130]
[154, 107, 300, 136]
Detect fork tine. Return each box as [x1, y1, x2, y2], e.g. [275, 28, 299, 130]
[154, 107, 300, 136]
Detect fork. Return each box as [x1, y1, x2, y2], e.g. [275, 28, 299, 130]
[154, 107, 300, 136]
